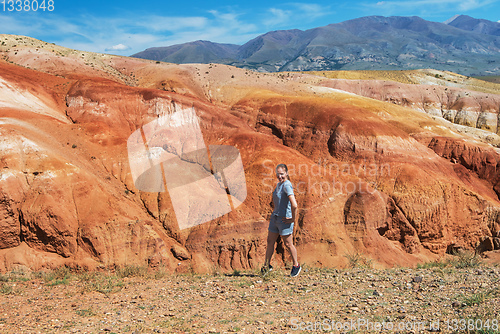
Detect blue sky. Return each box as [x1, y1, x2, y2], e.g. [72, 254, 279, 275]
[0, 0, 499, 55]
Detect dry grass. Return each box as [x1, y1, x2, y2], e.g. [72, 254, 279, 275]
[304, 69, 417, 84]
[304, 69, 500, 95]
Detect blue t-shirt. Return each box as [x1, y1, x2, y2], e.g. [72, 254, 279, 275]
[272, 180, 294, 217]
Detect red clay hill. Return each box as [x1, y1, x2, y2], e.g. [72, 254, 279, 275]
[0, 35, 499, 273]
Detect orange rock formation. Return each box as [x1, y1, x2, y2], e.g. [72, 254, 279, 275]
[0, 35, 499, 273]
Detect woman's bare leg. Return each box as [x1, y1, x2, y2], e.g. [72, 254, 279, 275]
[265, 231, 280, 266]
[281, 233, 299, 267]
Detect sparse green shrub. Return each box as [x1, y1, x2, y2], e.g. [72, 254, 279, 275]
[75, 307, 96, 317]
[115, 264, 149, 278]
[0, 268, 32, 282]
[464, 292, 488, 306]
[0, 283, 13, 295]
[46, 276, 70, 286]
[211, 264, 222, 276]
[344, 251, 372, 269]
[35, 266, 72, 286]
[79, 272, 123, 295]
[153, 264, 168, 279]
[262, 267, 279, 282]
[48, 266, 71, 285]
[450, 250, 482, 269]
[416, 259, 449, 269]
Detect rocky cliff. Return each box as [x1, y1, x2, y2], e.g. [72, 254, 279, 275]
[0, 35, 499, 273]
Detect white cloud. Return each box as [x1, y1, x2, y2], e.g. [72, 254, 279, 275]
[264, 8, 292, 26]
[208, 10, 258, 34]
[457, 0, 485, 10]
[366, 0, 497, 15]
[0, 4, 337, 56]
[135, 16, 208, 32]
[0, 14, 42, 36]
[105, 44, 131, 51]
[0, 3, 329, 55]
[0, 9, 265, 55]
[293, 3, 328, 19]
[263, 3, 333, 29]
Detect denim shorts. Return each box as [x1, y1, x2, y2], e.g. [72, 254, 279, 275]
[268, 214, 294, 236]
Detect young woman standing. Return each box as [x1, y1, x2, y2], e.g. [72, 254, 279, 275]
[262, 163, 301, 277]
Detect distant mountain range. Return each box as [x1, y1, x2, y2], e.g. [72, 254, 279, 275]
[132, 15, 500, 76]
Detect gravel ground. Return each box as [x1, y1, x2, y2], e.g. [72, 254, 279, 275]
[0, 262, 499, 334]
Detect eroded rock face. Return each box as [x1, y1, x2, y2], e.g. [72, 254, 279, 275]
[230, 89, 500, 263]
[1, 40, 500, 272]
[322, 77, 500, 139]
[426, 136, 500, 198]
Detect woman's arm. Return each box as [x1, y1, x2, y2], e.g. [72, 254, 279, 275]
[283, 194, 298, 223]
